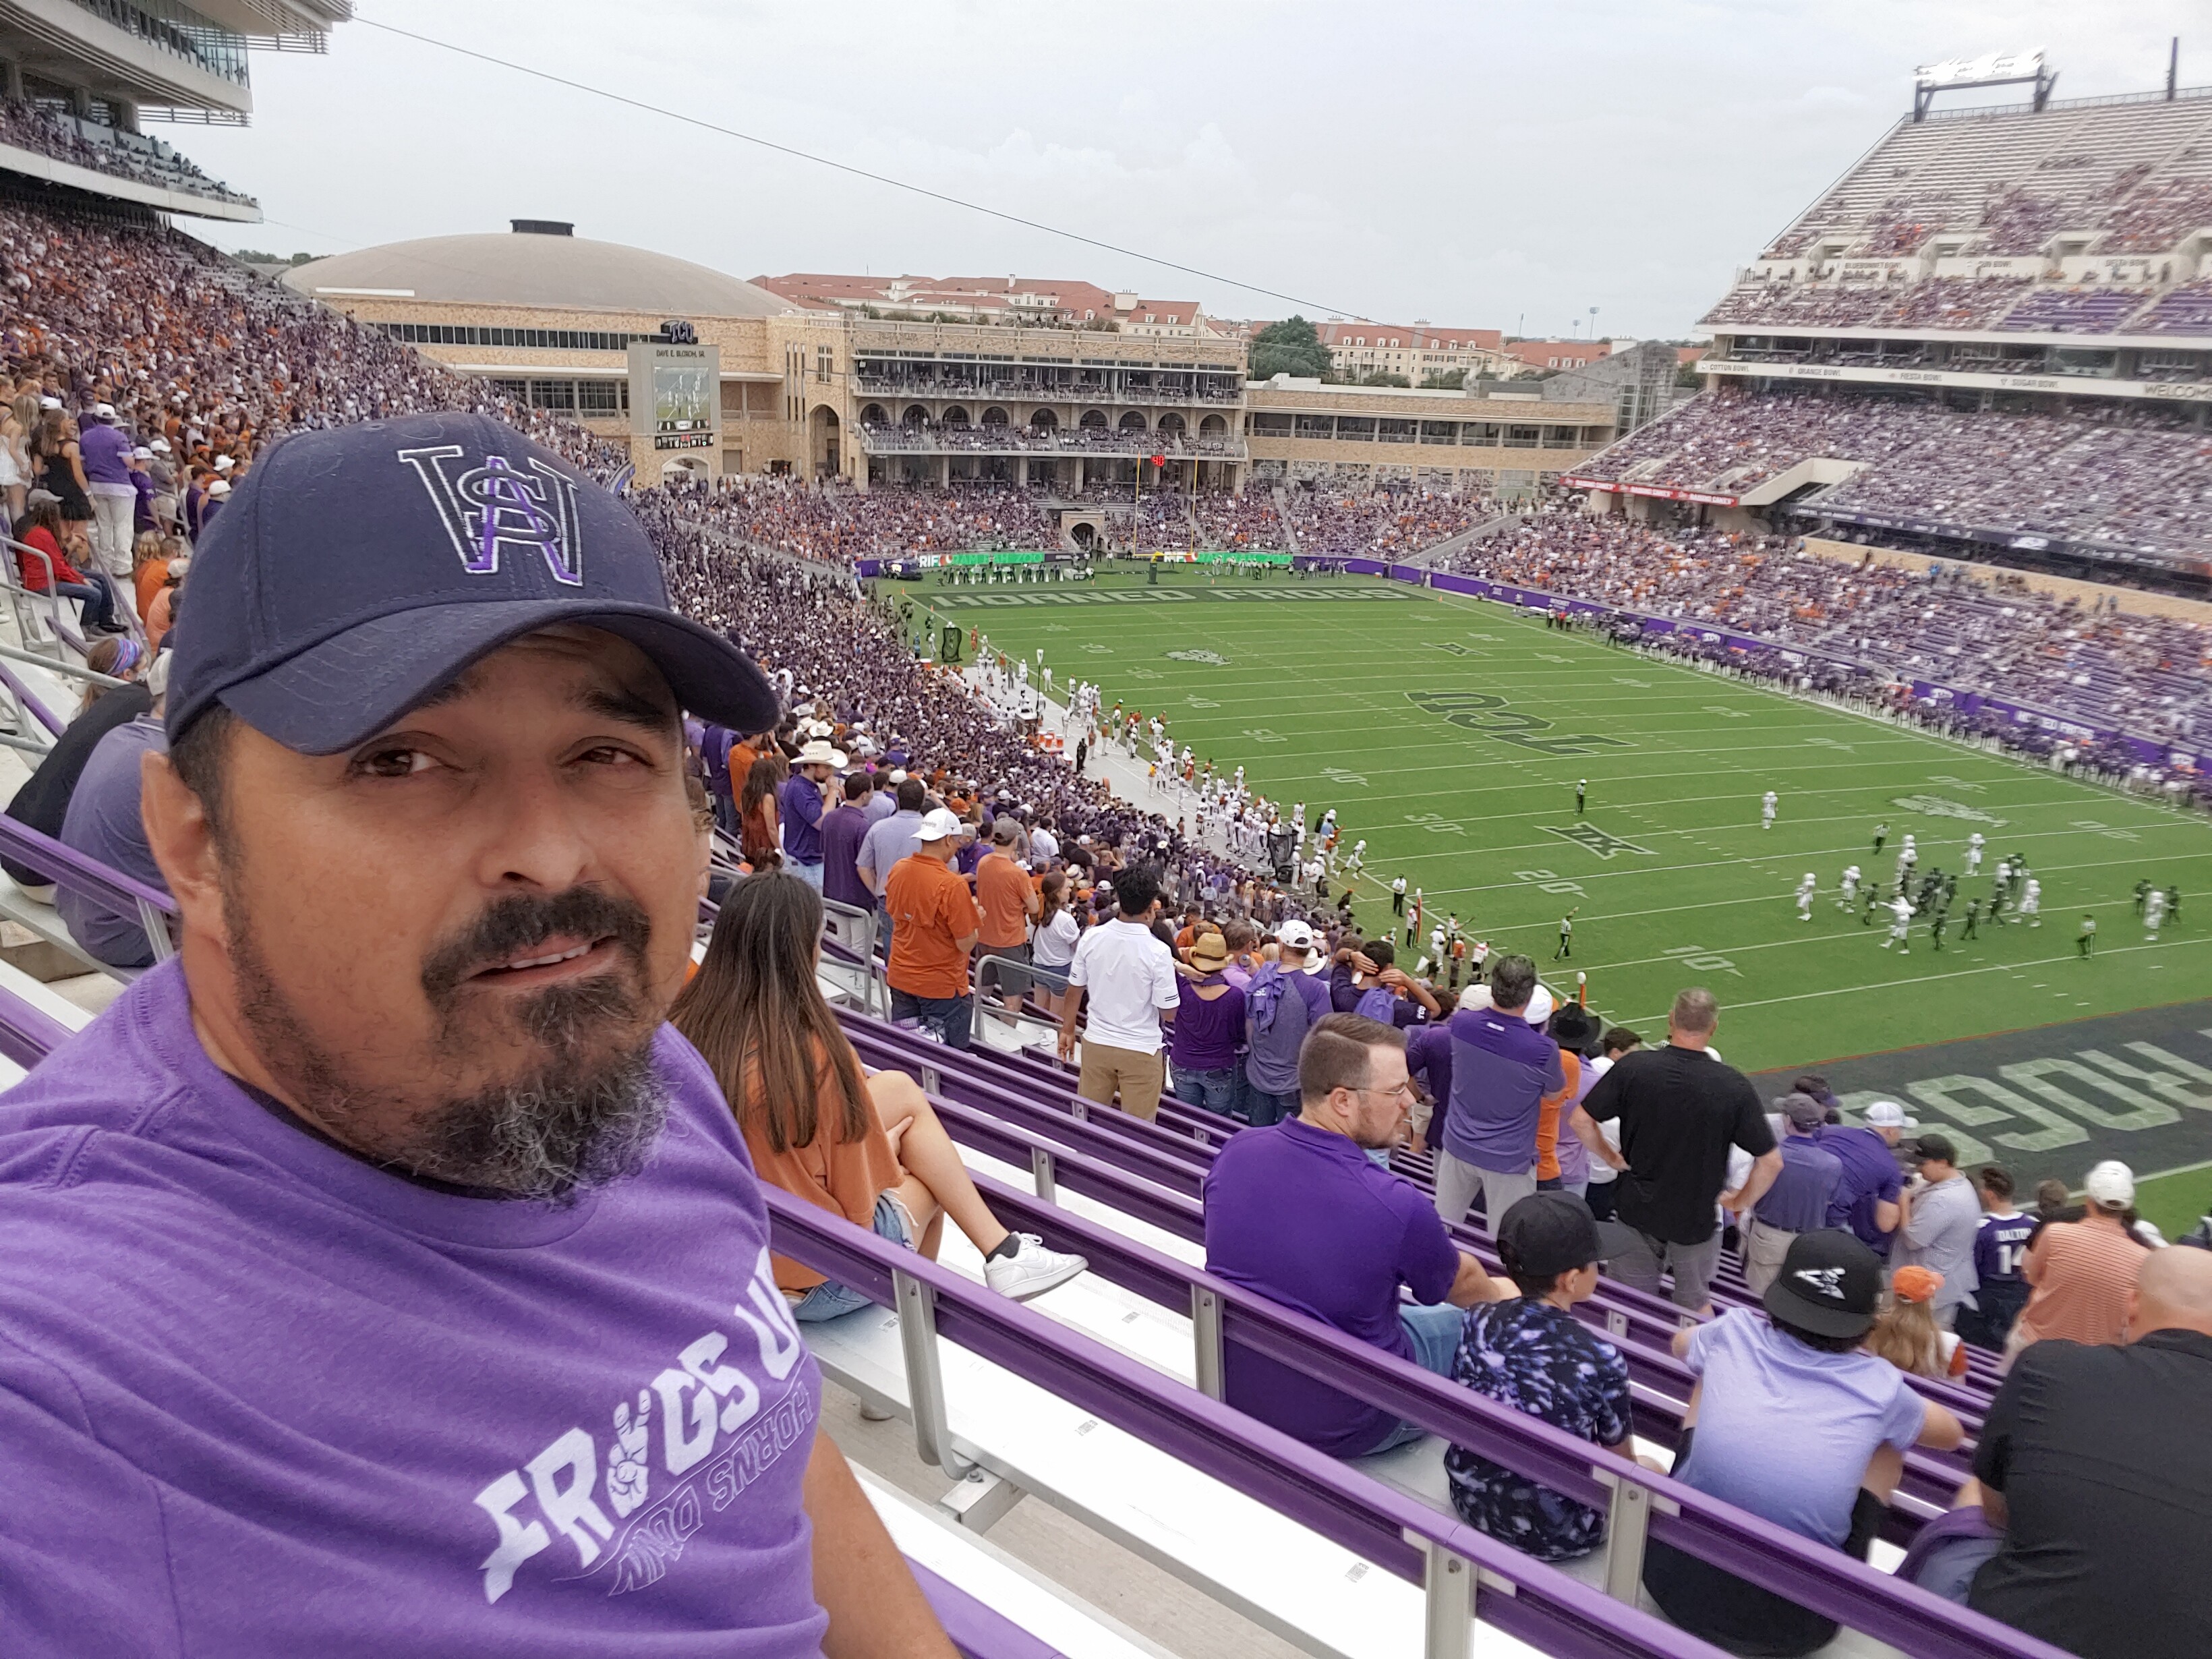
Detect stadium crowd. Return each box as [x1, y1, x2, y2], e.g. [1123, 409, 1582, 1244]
[0, 97, 253, 205]
[1573, 384, 2212, 562]
[1440, 506, 2212, 751]
[0, 179, 2204, 1659]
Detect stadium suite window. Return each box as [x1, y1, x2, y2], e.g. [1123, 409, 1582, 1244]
[1378, 419, 1416, 443]
[1335, 417, 1377, 440]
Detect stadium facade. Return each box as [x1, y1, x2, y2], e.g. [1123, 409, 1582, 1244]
[293, 227, 1629, 499]
[0, 0, 347, 222]
[1567, 77, 2212, 585]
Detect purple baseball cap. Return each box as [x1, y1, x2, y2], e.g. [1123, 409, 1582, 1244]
[165, 412, 779, 753]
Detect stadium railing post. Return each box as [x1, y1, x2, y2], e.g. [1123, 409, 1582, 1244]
[1594, 1465, 1670, 1604]
[893, 1267, 975, 1478]
[1190, 1284, 1225, 1401]
[1417, 1536, 1477, 1659]
[137, 896, 176, 963]
[1028, 1145, 1057, 1204]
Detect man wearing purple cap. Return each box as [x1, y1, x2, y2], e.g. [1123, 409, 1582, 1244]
[0, 415, 953, 1658]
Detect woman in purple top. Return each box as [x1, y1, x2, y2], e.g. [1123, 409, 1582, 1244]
[1170, 933, 1246, 1117]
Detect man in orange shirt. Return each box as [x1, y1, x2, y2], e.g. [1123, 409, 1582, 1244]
[2007, 1159, 2153, 1368]
[885, 807, 983, 1049]
[974, 817, 1039, 1012]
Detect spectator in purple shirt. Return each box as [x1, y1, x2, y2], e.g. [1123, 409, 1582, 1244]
[1743, 1094, 1844, 1295]
[1169, 933, 1246, 1117]
[1958, 1165, 2037, 1352]
[1816, 1099, 1911, 1256]
[1434, 956, 1564, 1228]
[819, 771, 875, 913]
[1328, 937, 1440, 1028]
[776, 738, 840, 889]
[1203, 1014, 1513, 1457]
[76, 404, 137, 615]
[1243, 920, 1333, 1127]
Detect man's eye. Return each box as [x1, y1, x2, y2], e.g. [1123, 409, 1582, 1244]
[355, 747, 433, 778]
[579, 745, 647, 767]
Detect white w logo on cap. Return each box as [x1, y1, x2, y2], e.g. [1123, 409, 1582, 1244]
[398, 445, 584, 586]
[1793, 1266, 1847, 1300]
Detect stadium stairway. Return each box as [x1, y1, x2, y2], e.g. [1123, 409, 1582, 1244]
[0, 830, 2070, 1659]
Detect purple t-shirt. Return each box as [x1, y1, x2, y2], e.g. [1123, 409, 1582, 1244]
[1203, 1116, 1460, 1455]
[1441, 1008, 1565, 1174]
[0, 961, 827, 1657]
[819, 803, 873, 911]
[1405, 1024, 1453, 1107]
[1328, 962, 1428, 1028]
[1815, 1125, 1906, 1254]
[776, 775, 825, 863]
[1169, 977, 1245, 1072]
[78, 418, 133, 487]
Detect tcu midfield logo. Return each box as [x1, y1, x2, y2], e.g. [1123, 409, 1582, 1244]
[399, 445, 585, 586]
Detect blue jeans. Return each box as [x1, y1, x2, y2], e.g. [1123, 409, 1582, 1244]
[788, 858, 824, 892]
[1246, 1085, 1300, 1127]
[892, 987, 973, 1050]
[1172, 1064, 1238, 1115]
[1360, 1304, 1468, 1455]
[53, 579, 112, 632]
[791, 1192, 914, 1322]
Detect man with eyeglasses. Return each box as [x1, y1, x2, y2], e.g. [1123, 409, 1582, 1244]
[1203, 1012, 1515, 1459]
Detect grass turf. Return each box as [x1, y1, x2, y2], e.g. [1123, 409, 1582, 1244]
[901, 567, 2212, 1084]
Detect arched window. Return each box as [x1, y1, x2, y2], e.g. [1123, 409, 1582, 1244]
[1030, 409, 1059, 432]
[1156, 412, 1186, 435]
[1079, 409, 1108, 430]
[1199, 413, 1227, 434]
[1118, 410, 1148, 431]
[902, 405, 927, 428]
[861, 403, 887, 425]
[943, 406, 971, 427]
[982, 407, 1010, 427]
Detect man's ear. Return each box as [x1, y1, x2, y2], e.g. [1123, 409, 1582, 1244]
[141, 749, 229, 942]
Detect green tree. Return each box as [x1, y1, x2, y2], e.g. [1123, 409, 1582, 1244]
[1248, 315, 1331, 380]
[1419, 368, 1468, 390]
[1359, 370, 1411, 387]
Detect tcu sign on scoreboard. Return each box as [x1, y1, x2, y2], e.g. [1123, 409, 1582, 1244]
[627, 339, 722, 475]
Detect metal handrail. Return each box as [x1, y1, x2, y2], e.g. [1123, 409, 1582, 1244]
[766, 1186, 2064, 1659]
[0, 813, 176, 965]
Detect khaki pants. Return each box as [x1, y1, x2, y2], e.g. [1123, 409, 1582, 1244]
[1077, 1041, 1164, 1121]
[1742, 1217, 1795, 1296]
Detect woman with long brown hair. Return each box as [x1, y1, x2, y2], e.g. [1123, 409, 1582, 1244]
[738, 752, 784, 869]
[670, 872, 1084, 1318]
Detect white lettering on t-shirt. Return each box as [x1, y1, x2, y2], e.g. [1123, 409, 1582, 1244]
[526, 1427, 616, 1567]
[475, 1250, 815, 1605]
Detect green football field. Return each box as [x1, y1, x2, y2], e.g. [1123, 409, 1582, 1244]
[900, 569, 2212, 1086]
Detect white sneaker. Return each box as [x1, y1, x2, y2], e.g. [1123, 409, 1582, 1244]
[983, 1234, 1088, 1302]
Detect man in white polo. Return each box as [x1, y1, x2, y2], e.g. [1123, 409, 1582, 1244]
[1057, 863, 1179, 1120]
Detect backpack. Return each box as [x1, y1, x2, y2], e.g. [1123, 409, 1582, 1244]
[1354, 983, 1398, 1024]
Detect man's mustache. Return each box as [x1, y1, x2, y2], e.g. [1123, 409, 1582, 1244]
[420, 886, 653, 1005]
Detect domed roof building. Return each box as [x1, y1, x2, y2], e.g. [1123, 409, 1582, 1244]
[287, 221, 834, 482]
[283, 221, 788, 318]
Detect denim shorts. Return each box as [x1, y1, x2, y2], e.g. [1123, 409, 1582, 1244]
[789, 1191, 915, 1322]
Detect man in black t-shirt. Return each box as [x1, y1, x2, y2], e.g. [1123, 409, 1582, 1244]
[1962, 1246, 2212, 1659]
[1572, 987, 1779, 1313]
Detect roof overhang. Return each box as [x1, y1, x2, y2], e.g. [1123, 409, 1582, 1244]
[0, 0, 254, 111]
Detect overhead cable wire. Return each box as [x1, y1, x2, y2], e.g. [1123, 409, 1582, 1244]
[352, 13, 1360, 318]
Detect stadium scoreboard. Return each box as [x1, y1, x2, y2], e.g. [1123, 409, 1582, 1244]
[627, 341, 722, 468]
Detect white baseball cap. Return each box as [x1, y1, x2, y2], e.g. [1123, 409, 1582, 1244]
[1276, 919, 1316, 951]
[915, 807, 964, 843]
[93, 401, 116, 418]
[2083, 1160, 2136, 1207]
[1863, 1101, 1917, 1130]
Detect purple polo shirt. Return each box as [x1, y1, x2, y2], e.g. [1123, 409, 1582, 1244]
[1203, 1116, 1460, 1456]
[0, 960, 827, 1656]
[1405, 1024, 1453, 1111]
[1441, 1008, 1565, 1174]
[1753, 1135, 1845, 1233]
[776, 775, 825, 864]
[1815, 1124, 1906, 1254]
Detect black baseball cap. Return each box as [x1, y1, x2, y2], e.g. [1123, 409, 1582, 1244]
[1907, 1133, 1958, 1165]
[1763, 1229, 1884, 1339]
[1496, 1192, 1639, 1279]
[165, 413, 780, 754]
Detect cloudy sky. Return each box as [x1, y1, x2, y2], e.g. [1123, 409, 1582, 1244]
[180, 1, 2204, 340]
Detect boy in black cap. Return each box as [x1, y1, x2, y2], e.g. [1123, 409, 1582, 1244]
[1443, 1194, 1640, 1561]
[1642, 1229, 1964, 1655]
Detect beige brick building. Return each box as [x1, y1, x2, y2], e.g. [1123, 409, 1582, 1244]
[289, 222, 1608, 496]
[1246, 380, 1614, 494]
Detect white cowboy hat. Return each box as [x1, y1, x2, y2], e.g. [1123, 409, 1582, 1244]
[795, 738, 848, 768]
